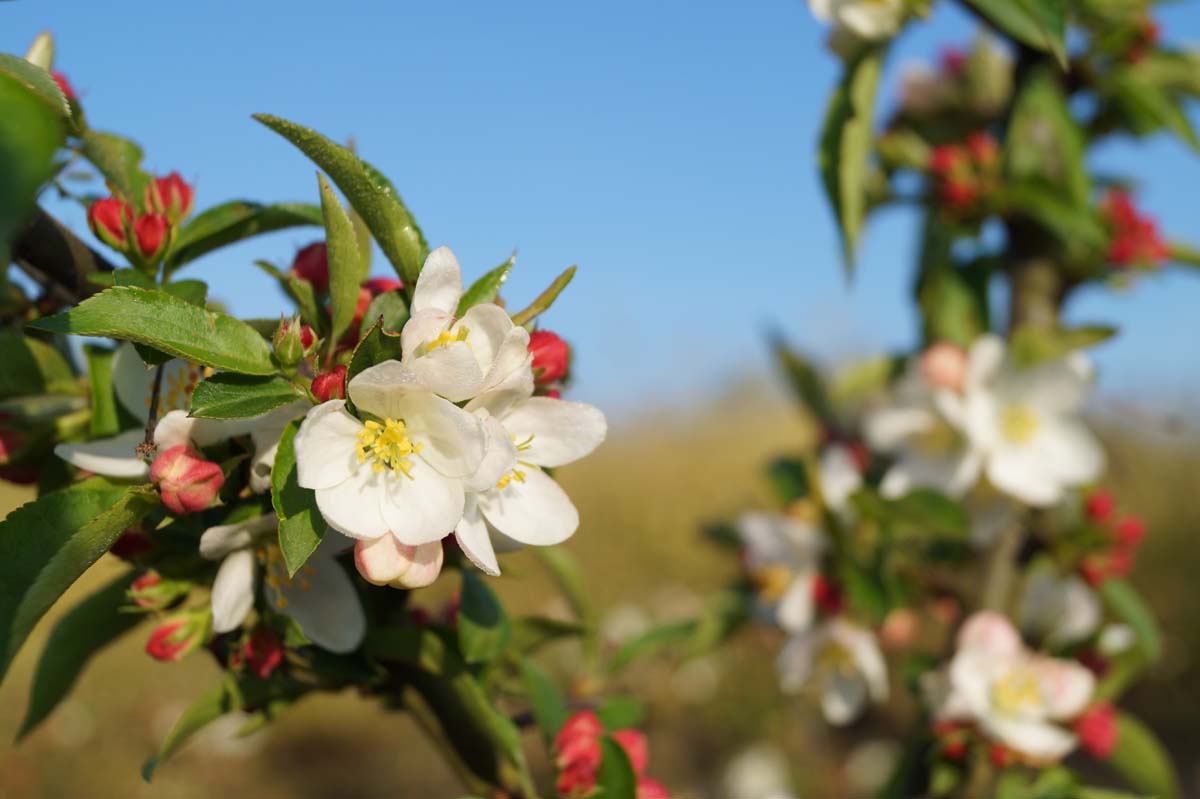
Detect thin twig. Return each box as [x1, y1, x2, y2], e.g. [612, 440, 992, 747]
[136, 363, 166, 461]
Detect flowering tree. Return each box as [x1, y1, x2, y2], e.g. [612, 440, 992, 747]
[612, 2, 1193, 797]
[0, 32, 672, 798]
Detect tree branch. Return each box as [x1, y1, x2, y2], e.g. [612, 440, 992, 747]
[11, 206, 116, 306]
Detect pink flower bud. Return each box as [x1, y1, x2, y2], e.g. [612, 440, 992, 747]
[145, 172, 195, 222]
[1075, 702, 1118, 759]
[1114, 516, 1146, 547]
[312, 365, 348, 402]
[364, 276, 404, 295]
[150, 445, 224, 515]
[273, 318, 317, 366]
[352, 536, 444, 588]
[1085, 490, 1115, 523]
[130, 572, 161, 606]
[145, 612, 207, 662]
[529, 330, 570, 385]
[289, 242, 329, 292]
[637, 777, 671, 799]
[87, 197, 132, 249]
[52, 71, 76, 101]
[920, 341, 968, 392]
[133, 213, 170, 260]
[612, 729, 649, 775]
[243, 627, 285, 679]
[130, 570, 189, 611]
[881, 607, 920, 651]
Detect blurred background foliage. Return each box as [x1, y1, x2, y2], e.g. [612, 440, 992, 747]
[1, 377, 1195, 798]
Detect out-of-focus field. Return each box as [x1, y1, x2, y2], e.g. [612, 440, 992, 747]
[1, 383, 1197, 799]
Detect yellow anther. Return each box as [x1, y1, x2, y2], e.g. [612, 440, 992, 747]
[991, 669, 1042, 715]
[357, 417, 423, 479]
[753, 564, 793, 603]
[495, 468, 527, 490]
[423, 325, 470, 354]
[511, 434, 535, 453]
[1000, 404, 1039, 444]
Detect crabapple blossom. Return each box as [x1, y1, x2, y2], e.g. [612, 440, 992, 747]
[736, 511, 824, 634]
[777, 618, 889, 725]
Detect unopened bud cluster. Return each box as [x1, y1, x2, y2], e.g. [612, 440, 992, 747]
[87, 173, 194, 272]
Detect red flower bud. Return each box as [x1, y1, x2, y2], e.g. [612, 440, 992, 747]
[273, 318, 317, 365]
[942, 739, 967, 761]
[110, 530, 153, 560]
[966, 132, 999, 170]
[1084, 490, 1115, 523]
[811, 574, 844, 615]
[243, 627, 285, 679]
[130, 572, 163, 608]
[364, 276, 404, 295]
[129, 570, 189, 611]
[145, 613, 207, 662]
[133, 213, 170, 260]
[87, 197, 132, 249]
[988, 744, 1015, 768]
[1114, 516, 1146, 547]
[928, 145, 964, 178]
[145, 172, 194, 222]
[637, 778, 671, 799]
[612, 729, 649, 775]
[555, 710, 604, 762]
[556, 762, 597, 798]
[1104, 190, 1169, 268]
[939, 48, 967, 78]
[290, 242, 329, 292]
[0, 426, 27, 465]
[312, 365, 348, 402]
[1080, 555, 1109, 587]
[1075, 702, 1118, 759]
[1107, 546, 1134, 578]
[51, 71, 76, 102]
[529, 330, 570, 385]
[150, 445, 224, 515]
[940, 180, 978, 210]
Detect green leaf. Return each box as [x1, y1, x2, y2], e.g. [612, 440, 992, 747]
[0, 330, 77, 400]
[457, 570, 512, 664]
[19, 571, 144, 738]
[770, 334, 836, 424]
[346, 320, 405, 387]
[270, 420, 325, 577]
[190, 373, 305, 420]
[511, 615, 586, 654]
[915, 215, 988, 348]
[610, 620, 696, 673]
[31, 286, 277, 376]
[519, 659, 568, 746]
[1107, 67, 1200, 152]
[596, 697, 646, 731]
[0, 480, 157, 685]
[1009, 324, 1116, 368]
[963, 0, 1067, 66]
[1004, 67, 1090, 204]
[253, 114, 426, 283]
[358, 289, 410, 339]
[318, 173, 366, 345]
[0, 72, 65, 253]
[143, 679, 240, 781]
[83, 345, 119, 437]
[254, 260, 325, 333]
[510, 266, 576, 326]
[596, 736, 638, 799]
[1108, 712, 1181, 799]
[80, 130, 150, 206]
[1002, 181, 1107, 254]
[686, 588, 753, 657]
[818, 46, 883, 274]
[0, 53, 69, 118]
[165, 201, 324, 272]
[458, 253, 515, 315]
[1100, 579, 1162, 662]
[164, 280, 208, 307]
[531, 548, 595, 632]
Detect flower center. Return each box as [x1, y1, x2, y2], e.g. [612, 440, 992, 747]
[494, 435, 537, 490]
[816, 641, 857, 677]
[990, 668, 1042, 716]
[422, 325, 470, 354]
[1000, 404, 1039, 444]
[357, 418, 423, 478]
[261, 548, 317, 610]
[911, 420, 959, 456]
[752, 564, 793, 602]
[144, 364, 209, 416]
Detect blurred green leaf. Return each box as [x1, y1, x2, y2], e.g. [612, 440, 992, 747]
[142, 678, 240, 781]
[458, 570, 512, 664]
[597, 696, 646, 731]
[915, 215, 989, 348]
[0, 480, 157, 685]
[532, 547, 595, 632]
[610, 620, 696, 673]
[819, 45, 883, 274]
[511, 615, 585, 654]
[254, 114, 426, 283]
[510, 265, 576, 327]
[166, 201, 323, 273]
[83, 344, 119, 437]
[31, 286, 277, 376]
[1107, 67, 1200, 152]
[1100, 579, 1162, 663]
[1009, 324, 1116, 368]
[346, 320, 405, 390]
[164, 279, 208, 307]
[963, 0, 1066, 65]
[458, 253, 515, 315]
[1005, 67, 1089, 204]
[1107, 712, 1180, 799]
[1002, 181, 1107, 255]
[686, 588, 753, 657]
[190, 373, 305, 420]
[0, 72, 65, 254]
[770, 335, 836, 425]
[318, 173, 366, 345]
[270, 420, 325, 577]
[0, 330, 77, 400]
[80, 130, 151, 206]
[19, 571, 143, 739]
[358, 289, 409, 339]
[0, 53, 69, 117]
[520, 659, 568, 746]
[596, 736, 638, 799]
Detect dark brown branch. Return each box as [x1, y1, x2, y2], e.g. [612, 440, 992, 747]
[11, 205, 116, 306]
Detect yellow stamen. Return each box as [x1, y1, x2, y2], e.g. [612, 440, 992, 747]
[1000, 404, 1039, 444]
[356, 417, 423, 479]
[753, 564, 793, 603]
[422, 325, 470, 354]
[991, 669, 1042, 715]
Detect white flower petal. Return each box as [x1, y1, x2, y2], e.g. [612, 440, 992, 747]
[500, 397, 607, 468]
[211, 548, 257, 633]
[399, 392, 487, 478]
[405, 341, 486, 402]
[249, 401, 310, 493]
[381, 456, 465, 545]
[347, 360, 425, 421]
[819, 444, 862, 515]
[455, 498, 501, 576]
[986, 445, 1061, 506]
[314, 467, 391, 540]
[401, 309, 451, 361]
[464, 413, 518, 493]
[294, 400, 362, 490]
[113, 344, 198, 422]
[821, 668, 869, 726]
[1035, 419, 1105, 485]
[477, 466, 579, 546]
[279, 554, 366, 653]
[55, 430, 149, 479]
[776, 573, 816, 634]
[412, 246, 463, 316]
[464, 357, 535, 418]
[863, 406, 935, 451]
[957, 611, 1023, 659]
[1029, 656, 1095, 720]
[966, 335, 1005, 392]
[777, 630, 818, 694]
[199, 514, 277, 560]
[983, 716, 1078, 762]
[834, 620, 889, 703]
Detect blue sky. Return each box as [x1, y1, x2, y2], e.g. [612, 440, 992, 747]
[4, 0, 1199, 420]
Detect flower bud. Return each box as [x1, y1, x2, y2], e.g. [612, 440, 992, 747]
[150, 445, 224, 515]
[1114, 516, 1146, 547]
[966, 132, 999, 170]
[555, 711, 604, 771]
[1075, 702, 1118, 758]
[129, 571, 189, 610]
[145, 172, 195, 222]
[881, 607, 919, 651]
[939, 48, 967, 78]
[52, 71, 76, 102]
[312, 365, 347, 402]
[920, 341, 967, 392]
[612, 729, 649, 774]
[363, 276, 404, 295]
[87, 197, 132, 249]
[811, 574, 844, 615]
[289, 242, 329, 292]
[273, 317, 317, 366]
[145, 611, 209, 662]
[110, 529, 153, 560]
[133, 213, 170, 261]
[1084, 490, 1115, 523]
[637, 778, 671, 799]
[988, 744, 1015, 768]
[243, 627, 285, 679]
[529, 330, 570, 385]
[0, 425, 28, 465]
[353, 536, 444, 588]
[928, 145, 964, 178]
